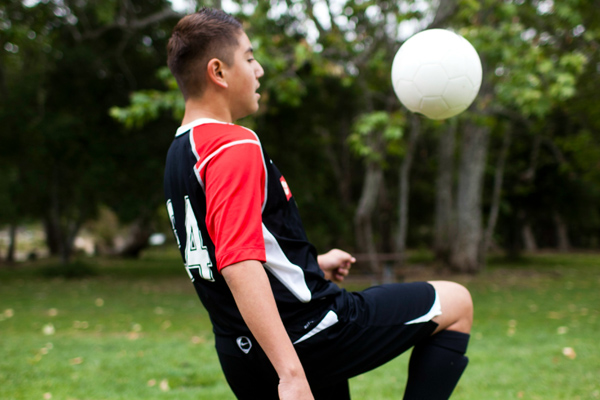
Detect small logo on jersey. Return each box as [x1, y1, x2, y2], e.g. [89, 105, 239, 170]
[236, 336, 252, 354]
[280, 176, 292, 201]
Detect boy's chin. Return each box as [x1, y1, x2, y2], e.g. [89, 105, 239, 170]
[237, 105, 260, 120]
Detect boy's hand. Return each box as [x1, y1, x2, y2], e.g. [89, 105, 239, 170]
[279, 375, 314, 400]
[317, 249, 356, 283]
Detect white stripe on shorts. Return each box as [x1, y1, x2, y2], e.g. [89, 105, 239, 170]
[404, 289, 442, 325]
[293, 310, 339, 344]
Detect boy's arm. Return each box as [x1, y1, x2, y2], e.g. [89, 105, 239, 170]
[222, 260, 314, 400]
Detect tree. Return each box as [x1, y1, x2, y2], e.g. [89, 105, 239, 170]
[349, 111, 404, 277]
[433, 119, 456, 262]
[107, 0, 600, 276]
[0, 0, 60, 263]
[0, 0, 182, 263]
[437, 0, 590, 271]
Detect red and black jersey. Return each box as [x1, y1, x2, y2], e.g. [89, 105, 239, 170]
[164, 119, 341, 342]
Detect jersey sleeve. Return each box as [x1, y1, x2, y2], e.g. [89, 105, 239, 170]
[203, 141, 267, 271]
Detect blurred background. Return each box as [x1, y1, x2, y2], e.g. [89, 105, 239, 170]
[2, 2, 599, 399]
[1, 0, 599, 278]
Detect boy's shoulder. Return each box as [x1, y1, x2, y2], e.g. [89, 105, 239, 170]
[177, 120, 264, 169]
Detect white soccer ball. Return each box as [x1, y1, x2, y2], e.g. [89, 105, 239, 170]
[391, 29, 482, 120]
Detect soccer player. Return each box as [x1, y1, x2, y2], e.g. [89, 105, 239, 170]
[164, 8, 473, 400]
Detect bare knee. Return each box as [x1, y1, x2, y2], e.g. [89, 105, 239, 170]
[428, 280, 473, 334]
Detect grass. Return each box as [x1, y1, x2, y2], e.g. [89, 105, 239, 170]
[1, 249, 599, 399]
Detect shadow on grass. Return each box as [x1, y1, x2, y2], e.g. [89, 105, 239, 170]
[38, 260, 99, 279]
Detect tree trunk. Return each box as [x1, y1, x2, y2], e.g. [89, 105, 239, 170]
[0, 56, 6, 101]
[62, 218, 83, 264]
[354, 161, 384, 277]
[315, 121, 353, 209]
[434, 120, 456, 263]
[522, 223, 538, 252]
[118, 217, 155, 258]
[394, 114, 422, 269]
[554, 211, 570, 252]
[46, 167, 83, 264]
[481, 127, 512, 269]
[44, 217, 60, 256]
[47, 213, 83, 265]
[450, 120, 490, 273]
[5, 222, 17, 264]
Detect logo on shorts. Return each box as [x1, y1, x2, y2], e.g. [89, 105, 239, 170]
[236, 336, 252, 354]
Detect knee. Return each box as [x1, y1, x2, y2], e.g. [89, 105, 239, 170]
[429, 281, 473, 334]
[454, 283, 473, 325]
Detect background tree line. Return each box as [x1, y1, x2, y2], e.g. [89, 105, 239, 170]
[1, 0, 599, 276]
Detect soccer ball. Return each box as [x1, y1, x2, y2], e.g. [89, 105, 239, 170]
[391, 29, 482, 120]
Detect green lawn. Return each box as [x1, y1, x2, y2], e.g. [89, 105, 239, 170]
[1, 249, 599, 399]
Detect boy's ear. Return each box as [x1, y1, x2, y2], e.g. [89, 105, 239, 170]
[206, 58, 228, 89]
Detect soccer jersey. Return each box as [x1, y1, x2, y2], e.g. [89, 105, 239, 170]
[164, 118, 341, 342]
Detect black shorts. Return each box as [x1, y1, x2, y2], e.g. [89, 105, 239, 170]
[216, 282, 439, 400]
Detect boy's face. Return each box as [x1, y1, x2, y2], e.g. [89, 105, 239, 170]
[226, 31, 264, 121]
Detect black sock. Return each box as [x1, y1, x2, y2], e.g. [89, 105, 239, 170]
[403, 330, 470, 400]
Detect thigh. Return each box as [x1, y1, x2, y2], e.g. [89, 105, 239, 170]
[312, 379, 351, 400]
[218, 350, 350, 400]
[216, 282, 438, 397]
[217, 351, 279, 400]
[297, 282, 439, 384]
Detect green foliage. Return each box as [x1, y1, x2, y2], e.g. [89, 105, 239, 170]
[94, 0, 119, 25]
[104, 0, 600, 255]
[451, 0, 600, 254]
[458, 0, 589, 118]
[556, 130, 600, 183]
[0, 0, 182, 261]
[349, 111, 406, 163]
[3, 0, 600, 259]
[110, 68, 184, 129]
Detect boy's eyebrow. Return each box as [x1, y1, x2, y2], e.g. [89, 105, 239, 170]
[245, 47, 254, 54]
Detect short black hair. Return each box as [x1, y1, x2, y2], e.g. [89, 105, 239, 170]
[167, 8, 243, 99]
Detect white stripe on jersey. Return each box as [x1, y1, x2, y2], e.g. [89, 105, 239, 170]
[262, 224, 312, 303]
[195, 139, 262, 190]
[184, 120, 269, 214]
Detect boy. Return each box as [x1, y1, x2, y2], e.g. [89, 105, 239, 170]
[164, 8, 473, 400]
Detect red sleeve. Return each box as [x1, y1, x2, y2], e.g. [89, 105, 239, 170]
[203, 141, 267, 271]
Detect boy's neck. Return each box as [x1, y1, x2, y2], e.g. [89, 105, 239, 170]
[181, 96, 233, 126]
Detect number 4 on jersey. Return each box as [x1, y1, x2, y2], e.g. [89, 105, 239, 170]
[184, 196, 214, 282]
[166, 197, 214, 282]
